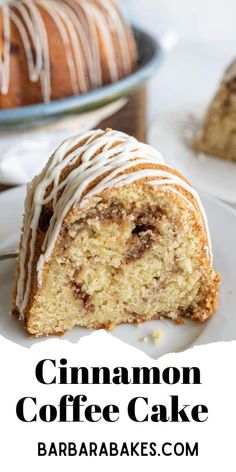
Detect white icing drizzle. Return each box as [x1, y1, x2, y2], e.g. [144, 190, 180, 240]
[16, 129, 213, 319]
[0, 0, 135, 101]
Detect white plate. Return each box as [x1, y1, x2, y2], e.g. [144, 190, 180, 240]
[0, 186, 235, 358]
[149, 41, 236, 205]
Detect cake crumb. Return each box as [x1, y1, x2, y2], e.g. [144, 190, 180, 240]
[167, 311, 178, 320]
[197, 152, 207, 162]
[139, 329, 164, 345]
[151, 329, 163, 344]
[183, 127, 194, 142]
[139, 336, 148, 343]
[136, 323, 143, 328]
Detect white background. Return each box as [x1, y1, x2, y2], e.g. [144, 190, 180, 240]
[121, 0, 236, 40]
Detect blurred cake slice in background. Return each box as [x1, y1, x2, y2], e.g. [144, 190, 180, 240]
[195, 59, 236, 161]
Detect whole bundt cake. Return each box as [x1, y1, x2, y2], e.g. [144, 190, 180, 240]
[12, 128, 220, 337]
[0, 0, 137, 108]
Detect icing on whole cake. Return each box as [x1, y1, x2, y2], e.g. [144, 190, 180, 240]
[0, 0, 135, 101]
[16, 129, 212, 318]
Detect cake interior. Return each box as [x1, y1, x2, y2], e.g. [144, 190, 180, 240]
[24, 184, 218, 336]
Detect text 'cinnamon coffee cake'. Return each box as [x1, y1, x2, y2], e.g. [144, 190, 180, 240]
[12, 129, 220, 337]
